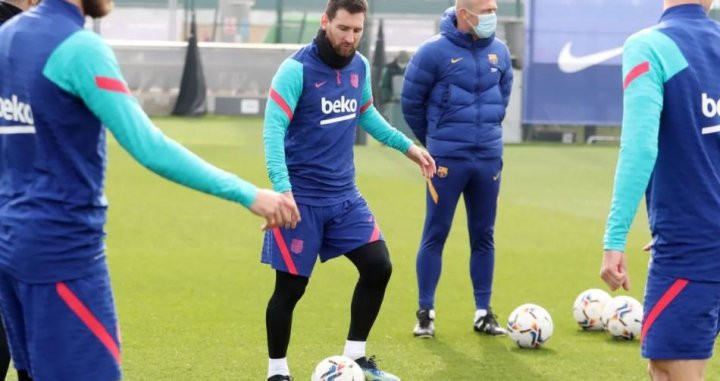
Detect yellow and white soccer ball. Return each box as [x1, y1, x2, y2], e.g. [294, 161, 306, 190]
[572, 288, 612, 330]
[311, 356, 365, 381]
[601, 295, 643, 340]
[507, 303, 554, 349]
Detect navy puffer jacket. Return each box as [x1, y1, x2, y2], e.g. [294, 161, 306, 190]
[402, 8, 513, 159]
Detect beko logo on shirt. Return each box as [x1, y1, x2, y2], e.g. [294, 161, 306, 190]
[701, 93, 720, 135]
[0, 95, 34, 125]
[321, 96, 357, 115]
[702, 93, 720, 118]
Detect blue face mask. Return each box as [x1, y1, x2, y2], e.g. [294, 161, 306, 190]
[466, 11, 496, 39]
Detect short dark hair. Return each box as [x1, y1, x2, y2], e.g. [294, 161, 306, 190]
[325, 0, 368, 20]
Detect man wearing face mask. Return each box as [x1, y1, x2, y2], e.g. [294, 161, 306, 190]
[262, 0, 436, 379]
[402, 0, 512, 339]
[601, 1, 720, 380]
[0, 0, 299, 380]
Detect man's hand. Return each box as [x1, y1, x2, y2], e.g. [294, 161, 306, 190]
[406, 144, 436, 179]
[278, 192, 300, 230]
[600, 250, 631, 291]
[643, 240, 653, 252]
[249, 189, 301, 230]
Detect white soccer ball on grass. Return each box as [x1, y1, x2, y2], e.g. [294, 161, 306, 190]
[507, 303, 554, 349]
[601, 295, 643, 340]
[572, 288, 612, 330]
[311, 355, 365, 381]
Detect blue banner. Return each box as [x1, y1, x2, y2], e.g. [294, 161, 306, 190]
[522, 0, 663, 125]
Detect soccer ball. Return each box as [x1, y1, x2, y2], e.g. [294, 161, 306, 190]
[601, 295, 643, 340]
[507, 304, 554, 349]
[572, 288, 612, 330]
[311, 356, 365, 381]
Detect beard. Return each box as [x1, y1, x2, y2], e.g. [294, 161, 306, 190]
[326, 30, 358, 58]
[82, 0, 113, 18]
[332, 42, 356, 58]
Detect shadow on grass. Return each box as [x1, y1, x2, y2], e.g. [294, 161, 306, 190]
[603, 335, 641, 346]
[419, 332, 556, 381]
[572, 328, 642, 346]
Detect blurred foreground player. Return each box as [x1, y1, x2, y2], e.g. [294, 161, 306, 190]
[0, 0, 298, 379]
[601, 1, 720, 380]
[0, 1, 40, 379]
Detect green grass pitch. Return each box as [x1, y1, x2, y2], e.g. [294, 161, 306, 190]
[7, 116, 718, 380]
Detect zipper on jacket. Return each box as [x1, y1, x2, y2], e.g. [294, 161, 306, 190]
[473, 45, 481, 130]
[336, 70, 342, 86]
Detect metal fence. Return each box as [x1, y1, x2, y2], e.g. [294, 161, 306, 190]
[113, 0, 523, 17]
[110, 40, 522, 141]
[103, 0, 524, 43]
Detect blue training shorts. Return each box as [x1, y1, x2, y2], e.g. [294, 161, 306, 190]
[642, 267, 720, 360]
[0, 263, 121, 381]
[261, 195, 383, 277]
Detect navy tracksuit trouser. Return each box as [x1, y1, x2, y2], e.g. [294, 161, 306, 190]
[416, 156, 502, 310]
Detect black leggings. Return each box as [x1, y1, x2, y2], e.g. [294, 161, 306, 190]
[0, 317, 9, 378]
[266, 241, 392, 358]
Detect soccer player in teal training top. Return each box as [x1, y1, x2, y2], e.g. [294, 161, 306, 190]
[261, 1, 436, 380]
[601, 0, 720, 380]
[0, 0, 298, 380]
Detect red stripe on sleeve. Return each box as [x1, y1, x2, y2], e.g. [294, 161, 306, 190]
[95, 76, 130, 95]
[623, 61, 650, 90]
[269, 89, 294, 121]
[360, 98, 373, 114]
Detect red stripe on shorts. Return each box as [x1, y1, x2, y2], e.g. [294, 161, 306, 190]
[369, 222, 381, 243]
[56, 282, 121, 364]
[641, 278, 689, 343]
[272, 228, 299, 275]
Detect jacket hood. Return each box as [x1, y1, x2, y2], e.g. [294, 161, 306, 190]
[440, 7, 495, 49]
